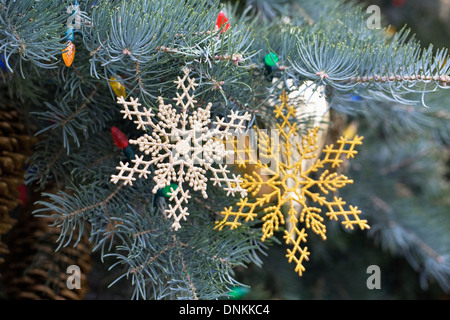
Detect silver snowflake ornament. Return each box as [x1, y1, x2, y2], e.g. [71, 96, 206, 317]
[111, 69, 251, 230]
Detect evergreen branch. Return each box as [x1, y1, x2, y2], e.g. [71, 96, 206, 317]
[156, 45, 245, 66]
[133, 224, 234, 268]
[79, 152, 117, 176]
[63, 183, 123, 221]
[370, 195, 445, 263]
[133, 228, 158, 239]
[0, 0, 67, 73]
[294, 3, 314, 25]
[59, 83, 101, 128]
[25, 137, 69, 190]
[45, 146, 65, 182]
[349, 74, 450, 86]
[130, 241, 178, 274]
[177, 243, 199, 300]
[380, 149, 430, 175]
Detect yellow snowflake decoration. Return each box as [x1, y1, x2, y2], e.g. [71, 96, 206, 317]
[215, 91, 370, 276]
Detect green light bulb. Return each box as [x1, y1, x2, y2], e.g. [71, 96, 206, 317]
[162, 183, 178, 197]
[229, 286, 250, 299]
[264, 52, 279, 67]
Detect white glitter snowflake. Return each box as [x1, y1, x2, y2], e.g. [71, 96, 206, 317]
[111, 68, 251, 230]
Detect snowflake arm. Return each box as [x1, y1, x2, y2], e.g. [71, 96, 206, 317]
[284, 226, 310, 276]
[166, 184, 191, 231]
[319, 135, 364, 169]
[110, 155, 153, 186]
[213, 110, 250, 139]
[118, 96, 155, 131]
[325, 197, 370, 230]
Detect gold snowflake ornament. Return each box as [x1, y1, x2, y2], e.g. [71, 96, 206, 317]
[215, 91, 369, 276]
[111, 69, 251, 230]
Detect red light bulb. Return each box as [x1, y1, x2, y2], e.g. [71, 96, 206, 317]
[18, 184, 27, 207]
[392, 0, 405, 7]
[111, 126, 129, 149]
[216, 11, 230, 33]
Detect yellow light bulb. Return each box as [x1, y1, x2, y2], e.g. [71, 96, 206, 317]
[109, 76, 126, 98]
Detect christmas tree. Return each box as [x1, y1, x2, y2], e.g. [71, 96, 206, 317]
[0, 0, 448, 300]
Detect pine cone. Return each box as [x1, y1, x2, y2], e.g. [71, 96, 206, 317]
[0, 99, 37, 273]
